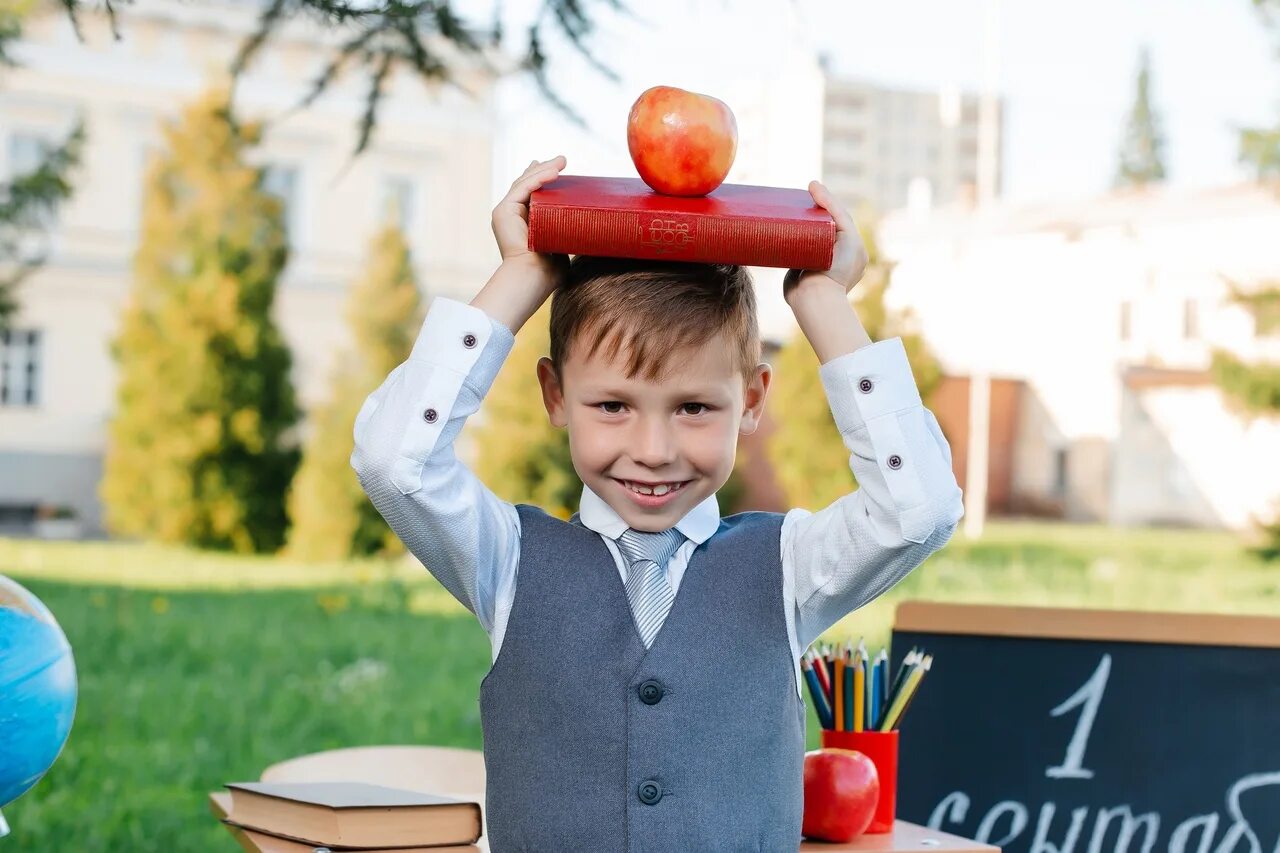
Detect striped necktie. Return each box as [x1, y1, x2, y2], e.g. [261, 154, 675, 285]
[616, 527, 687, 649]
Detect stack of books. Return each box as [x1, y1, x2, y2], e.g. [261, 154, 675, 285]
[216, 781, 484, 852]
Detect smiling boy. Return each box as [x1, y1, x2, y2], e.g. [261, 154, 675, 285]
[352, 155, 964, 852]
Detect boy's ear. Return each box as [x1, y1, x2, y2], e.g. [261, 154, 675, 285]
[536, 357, 568, 428]
[739, 362, 772, 436]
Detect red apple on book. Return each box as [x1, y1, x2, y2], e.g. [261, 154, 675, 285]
[627, 85, 738, 197]
[802, 748, 880, 842]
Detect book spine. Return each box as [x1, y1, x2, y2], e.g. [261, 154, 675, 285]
[528, 206, 834, 269]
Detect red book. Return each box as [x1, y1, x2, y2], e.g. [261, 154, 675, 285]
[528, 175, 835, 269]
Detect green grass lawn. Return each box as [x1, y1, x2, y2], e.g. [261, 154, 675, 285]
[1, 521, 1276, 850]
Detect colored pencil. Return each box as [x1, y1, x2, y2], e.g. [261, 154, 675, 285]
[869, 650, 885, 730]
[885, 648, 918, 711]
[880, 655, 928, 731]
[842, 649, 855, 731]
[810, 648, 831, 702]
[834, 650, 845, 731]
[888, 654, 932, 731]
[852, 648, 865, 732]
[801, 653, 833, 729]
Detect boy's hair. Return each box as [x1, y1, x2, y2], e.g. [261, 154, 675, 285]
[548, 255, 761, 388]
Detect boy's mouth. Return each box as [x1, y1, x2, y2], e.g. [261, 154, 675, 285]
[609, 479, 691, 504]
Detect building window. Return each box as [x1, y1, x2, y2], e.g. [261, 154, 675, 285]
[7, 133, 58, 227]
[262, 164, 301, 242]
[1, 328, 42, 407]
[1053, 447, 1068, 496]
[1182, 298, 1198, 339]
[1119, 300, 1131, 341]
[379, 176, 417, 231]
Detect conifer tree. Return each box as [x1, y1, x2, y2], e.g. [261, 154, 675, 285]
[1114, 47, 1168, 189]
[101, 88, 298, 553]
[767, 217, 943, 512]
[285, 224, 422, 559]
[1217, 0, 1280, 559]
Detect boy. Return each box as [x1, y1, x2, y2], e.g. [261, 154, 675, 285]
[352, 155, 964, 852]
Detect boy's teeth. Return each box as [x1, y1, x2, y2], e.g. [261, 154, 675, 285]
[625, 480, 679, 496]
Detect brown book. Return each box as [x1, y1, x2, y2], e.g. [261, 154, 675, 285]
[222, 822, 481, 853]
[223, 781, 482, 849]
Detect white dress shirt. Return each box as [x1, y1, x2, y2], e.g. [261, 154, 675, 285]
[351, 296, 965, 699]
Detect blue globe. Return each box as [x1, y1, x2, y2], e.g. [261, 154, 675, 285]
[0, 574, 77, 816]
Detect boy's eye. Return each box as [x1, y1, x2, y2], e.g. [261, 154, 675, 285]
[681, 403, 708, 416]
[598, 401, 624, 414]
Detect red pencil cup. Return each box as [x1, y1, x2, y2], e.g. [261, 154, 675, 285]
[818, 729, 899, 834]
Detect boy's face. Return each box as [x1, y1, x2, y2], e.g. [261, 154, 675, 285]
[536, 329, 771, 533]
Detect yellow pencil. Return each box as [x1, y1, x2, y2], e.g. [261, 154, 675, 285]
[880, 656, 929, 731]
[852, 649, 865, 732]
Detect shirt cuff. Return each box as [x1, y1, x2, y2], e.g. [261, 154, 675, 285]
[818, 337, 923, 435]
[408, 295, 516, 398]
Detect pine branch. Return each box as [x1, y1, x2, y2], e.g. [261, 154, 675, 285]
[232, 0, 624, 159]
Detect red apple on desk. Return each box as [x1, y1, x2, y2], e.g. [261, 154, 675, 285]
[627, 85, 738, 196]
[802, 748, 880, 842]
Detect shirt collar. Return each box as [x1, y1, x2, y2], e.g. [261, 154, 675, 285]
[578, 482, 721, 545]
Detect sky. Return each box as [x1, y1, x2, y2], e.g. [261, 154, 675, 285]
[465, 0, 1279, 206]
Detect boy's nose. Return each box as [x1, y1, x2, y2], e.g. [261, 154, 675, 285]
[631, 417, 677, 467]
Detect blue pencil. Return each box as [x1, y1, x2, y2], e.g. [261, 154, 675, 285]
[870, 654, 884, 729]
[802, 652, 834, 729]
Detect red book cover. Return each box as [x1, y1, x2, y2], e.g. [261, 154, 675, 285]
[528, 175, 835, 269]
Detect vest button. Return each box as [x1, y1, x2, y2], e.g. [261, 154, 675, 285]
[637, 780, 663, 805]
[638, 679, 664, 705]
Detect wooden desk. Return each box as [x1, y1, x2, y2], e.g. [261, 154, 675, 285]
[800, 820, 999, 852]
[211, 791, 991, 853]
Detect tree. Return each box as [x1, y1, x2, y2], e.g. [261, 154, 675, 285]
[766, 214, 943, 512]
[473, 300, 581, 519]
[100, 88, 299, 553]
[285, 224, 423, 559]
[1113, 47, 1167, 189]
[46, 0, 625, 158]
[1214, 0, 1280, 559]
[0, 0, 84, 331]
[4, 0, 620, 325]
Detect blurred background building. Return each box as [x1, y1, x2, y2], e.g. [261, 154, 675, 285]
[0, 0, 502, 535]
[820, 64, 1005, 218]
[879, 182, 1280, 530]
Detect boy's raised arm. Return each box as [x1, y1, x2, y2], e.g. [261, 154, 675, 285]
[350, 157, 570, 636]
[779, 181, 965, 649]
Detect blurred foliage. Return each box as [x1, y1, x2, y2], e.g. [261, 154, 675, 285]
[100, 89, 299, 553]
[0, 0, 83, 330]
[766, 213, 943, 512]
[1113, 46, 1167, 189]
[1219, 0, 1280, 559]
[473, 300, 581, 519]
[285, 225, 424, 560]
[1243, 0, 1280, 180]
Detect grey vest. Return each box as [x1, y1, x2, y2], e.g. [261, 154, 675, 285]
[478, 503, 805, 853]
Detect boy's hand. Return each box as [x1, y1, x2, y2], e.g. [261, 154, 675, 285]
[491, 155, 570, 293]
[783, 180, 869, 305]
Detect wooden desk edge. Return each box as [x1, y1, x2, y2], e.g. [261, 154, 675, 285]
[894, 601, 1280, 648]
[799, 819, 999, 852]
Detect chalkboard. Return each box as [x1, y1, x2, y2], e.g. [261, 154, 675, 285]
[889, 602, 1280, 853]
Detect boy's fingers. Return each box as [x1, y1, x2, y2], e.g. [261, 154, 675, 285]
[500, 164, 564, 206]
[812, 180, 855, 231]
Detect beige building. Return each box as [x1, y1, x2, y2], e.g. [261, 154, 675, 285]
[879, 182, 1280, 531]
[0, 0, 505, 536]
[821, 64, 1005, 217]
